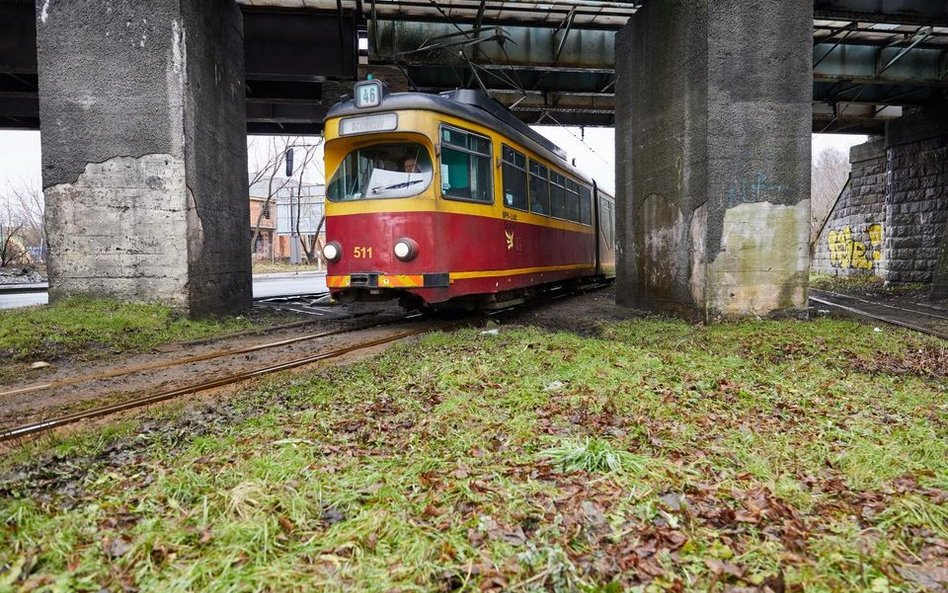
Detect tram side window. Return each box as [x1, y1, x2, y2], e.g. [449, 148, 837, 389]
[550, 172, 567, 220]
[579, 186, 592, 225]
[565, 179, 580, 223]
[441, 126, 492, 204]
[502, 146, 528, 211]
[529, 161, 550, 216]
[600, 199, 614, 246]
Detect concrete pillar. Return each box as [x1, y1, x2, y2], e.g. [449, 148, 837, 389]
[882, 104, 948, 288]
[35, 0, 251, 315]
[615, 0, 812, 320]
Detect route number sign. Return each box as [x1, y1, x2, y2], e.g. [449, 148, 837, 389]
[354, 80, 383, 109]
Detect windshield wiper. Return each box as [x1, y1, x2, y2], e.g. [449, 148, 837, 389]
[370, 179, 425, 194]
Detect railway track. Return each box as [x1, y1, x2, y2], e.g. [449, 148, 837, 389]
[0, 280, 608, 443]
[0, 312, 420, 401]
[0, 317, 447, 443]
[810, 289, 948, 340]
[0, 283, 47, 295]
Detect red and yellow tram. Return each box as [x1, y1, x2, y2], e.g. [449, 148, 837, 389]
[322, 80, 615, 309]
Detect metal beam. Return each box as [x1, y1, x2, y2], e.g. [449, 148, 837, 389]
[813, 39, 947, 83]
[370, 21, 615, 69]
[814, 0, 948, 26]
[238, 0, 640, 29]
[0, 2, 37, 74]
[243, 8, 359, 81]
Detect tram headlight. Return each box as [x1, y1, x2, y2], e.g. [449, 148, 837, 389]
[323, 241, 342, 262]
[393, 238, 418, 262]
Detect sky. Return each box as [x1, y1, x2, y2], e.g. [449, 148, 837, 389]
[0, 129, 868, 201]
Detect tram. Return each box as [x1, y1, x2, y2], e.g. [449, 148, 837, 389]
[322, 79, 615, 309]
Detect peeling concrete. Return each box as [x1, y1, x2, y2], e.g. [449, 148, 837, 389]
[637, 194, 685, 305]
[705, 201, 810, 317]
[689, 203, 707, 308]
[615, 0, 811, 320]
[45, 155, 190, 306]
[36, 0, 251, 315]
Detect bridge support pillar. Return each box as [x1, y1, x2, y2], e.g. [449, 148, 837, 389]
[881, 104, 948, 299]
[615, 0, 812, 320]
[35, 0, 251, 314]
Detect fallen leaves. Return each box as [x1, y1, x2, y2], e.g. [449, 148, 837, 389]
[848, 344, 948, 379]
[896, 564, 948, 592]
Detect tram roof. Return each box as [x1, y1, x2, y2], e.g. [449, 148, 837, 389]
[326, 88, 595, 183]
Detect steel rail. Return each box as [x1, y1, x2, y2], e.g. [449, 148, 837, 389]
[811, 289, 948, 322]
[0, 284, 47, 295]
[0, 313, 421, 400]
[0, 323, 443, 443]
[0, 282, 615, 443]
[810, 294, 948, 341]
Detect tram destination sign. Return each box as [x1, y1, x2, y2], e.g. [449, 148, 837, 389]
[339, 113, 398, 136]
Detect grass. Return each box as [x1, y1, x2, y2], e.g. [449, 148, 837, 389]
[252, 261, 323, 274]
[0, 317, 945, 592]
[0, 298, 291, 382]
[542, 437, 650, 475]
[809, 273, 928, 297]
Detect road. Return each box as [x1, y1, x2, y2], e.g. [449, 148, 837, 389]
[252, 272, 327, 298]
[0, 273, 328, 310]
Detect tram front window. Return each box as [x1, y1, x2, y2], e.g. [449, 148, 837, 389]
[328, 143, 433, 201]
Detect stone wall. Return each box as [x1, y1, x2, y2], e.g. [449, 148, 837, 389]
[811, 105, 948, 290]
[884, 109, 948, 284]
[812, 138, 886, 277]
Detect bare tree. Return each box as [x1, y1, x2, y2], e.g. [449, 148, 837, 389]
[290, 141, 325, 264]
[811, 147, 851, 241]
[248, 136, 294, 259]
[9, 181, 45, 260]
[0, 201, 27, 267]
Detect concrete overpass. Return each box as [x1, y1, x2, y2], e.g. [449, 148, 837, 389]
[0, 0, 945, 318]
[3, 1, 947, 133]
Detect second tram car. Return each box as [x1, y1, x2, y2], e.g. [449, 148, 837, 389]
[322, 80, 615, 309]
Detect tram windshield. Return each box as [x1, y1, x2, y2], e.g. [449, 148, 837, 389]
[327, 143, 433, 201]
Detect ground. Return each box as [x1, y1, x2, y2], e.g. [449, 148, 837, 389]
[0, 289, 946, 593]
[809, 274, 930, 301]
[0, 297, 311, 386]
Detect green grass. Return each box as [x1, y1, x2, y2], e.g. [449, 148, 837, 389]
[0, 297, 265, 366]
[542, 437, 651, 475]
[252, 261, 323, 274]
[809, 273, 928, 297]
[0, 317, 945, 592]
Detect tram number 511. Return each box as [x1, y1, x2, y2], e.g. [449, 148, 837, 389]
[353, 246, 373, 259]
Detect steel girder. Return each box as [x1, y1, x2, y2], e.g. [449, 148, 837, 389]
[814, 0, 948, 26]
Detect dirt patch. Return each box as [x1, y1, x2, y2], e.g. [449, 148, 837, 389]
[0, 303, 408, 432]
[513, 286, 643, 337]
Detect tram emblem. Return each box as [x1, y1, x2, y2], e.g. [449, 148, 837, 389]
[505, 230, 515, 250]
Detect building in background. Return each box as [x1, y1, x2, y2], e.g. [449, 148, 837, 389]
[249, 181, 326, 263]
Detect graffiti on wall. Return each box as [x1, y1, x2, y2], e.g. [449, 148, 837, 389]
[727, 171, 793, 207]
[827, 223, 883, 269]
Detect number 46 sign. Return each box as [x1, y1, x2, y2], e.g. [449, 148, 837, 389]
[354, 80, 384, 109]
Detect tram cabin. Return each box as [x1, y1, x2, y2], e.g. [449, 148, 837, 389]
[322, 80, 616, 309]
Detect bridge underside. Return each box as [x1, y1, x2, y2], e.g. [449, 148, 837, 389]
[2, 0, 947, 134]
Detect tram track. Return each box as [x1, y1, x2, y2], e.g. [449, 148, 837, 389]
[0, 311, 420, 401]
[810, 288, 948, 340]
[0, 318, 450, 443]
[0, 281, 611, 444]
